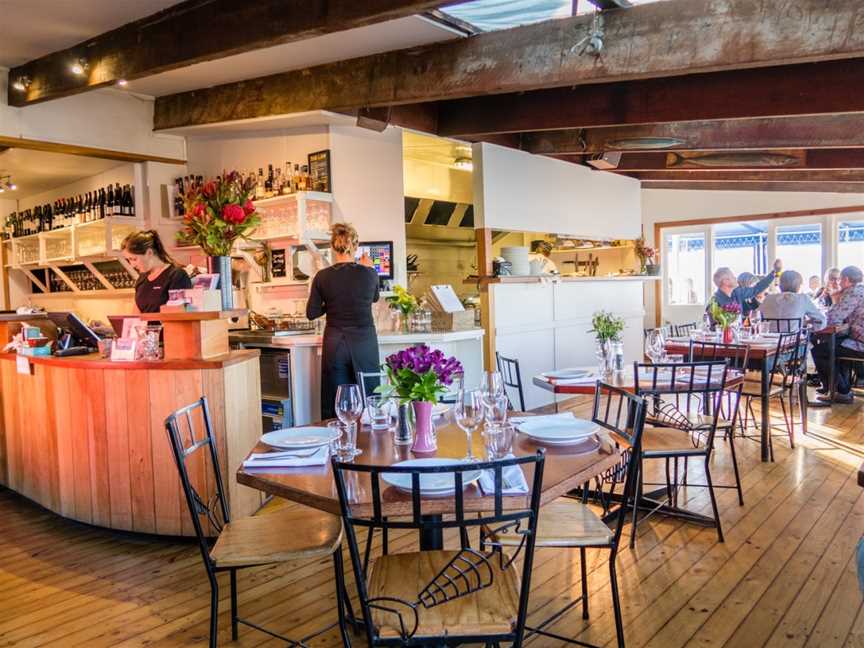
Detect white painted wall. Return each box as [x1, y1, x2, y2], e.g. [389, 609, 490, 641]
[329, 125, 407, 287]
[642, 188, 864, 327]
[403, 157, 473, 203]
[0, 70, 185, 161]
[17, 165, 134, 211]
[473, 142, 641, 239]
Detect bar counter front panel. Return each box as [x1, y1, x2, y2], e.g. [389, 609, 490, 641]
[0, 350, 263, 536]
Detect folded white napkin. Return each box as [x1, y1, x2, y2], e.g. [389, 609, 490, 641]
[509, 412, 574, 425]
[554, 374, 602, 385]
[479, 457, 529, 495]
[242, 445, 329, 469]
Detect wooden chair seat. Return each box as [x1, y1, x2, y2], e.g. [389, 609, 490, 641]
[368, 549, 519, 639]
[210, 505, 342, 569]
[641, 425, 706, 456]
[486, 499, 612, 549]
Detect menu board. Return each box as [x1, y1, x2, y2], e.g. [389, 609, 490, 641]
[271, 248, 287, 278]
[307, 149, 332, 193]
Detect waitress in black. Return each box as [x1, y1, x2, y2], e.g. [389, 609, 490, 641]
[122, 230, 192, 313]
[306, 223, 380, 419]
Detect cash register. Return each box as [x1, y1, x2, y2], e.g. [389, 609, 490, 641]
[47, 312, 102, 357]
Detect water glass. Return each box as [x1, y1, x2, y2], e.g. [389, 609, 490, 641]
[328, 420, 361, 460]
[455, 389, 483, 461]
[483, 423, 515, 460]
[365, 395, 394, 431]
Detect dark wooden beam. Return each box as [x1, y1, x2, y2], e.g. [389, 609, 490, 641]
[0, 136, 185, 165]
[154, 0, 864, 130]
[8, 0, 471, 107]
[559, 148, 864, 171]
[641, 181, 864, 193]
[629, 170, 864, 182]
[522, 115, 864, 154]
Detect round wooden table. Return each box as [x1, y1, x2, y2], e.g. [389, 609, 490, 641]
[238, 418, 622, 549]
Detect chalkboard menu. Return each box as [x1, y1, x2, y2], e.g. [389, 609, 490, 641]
[307, 149, 332, 193]
[271, 248, 287, 278]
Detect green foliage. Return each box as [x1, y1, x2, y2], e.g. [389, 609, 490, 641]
[376, 366, 446, 404]
[589, 310, 625, 342]
[386, 284, 418, 315]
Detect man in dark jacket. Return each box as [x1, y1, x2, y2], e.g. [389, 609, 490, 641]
[708, 266, 776, 316]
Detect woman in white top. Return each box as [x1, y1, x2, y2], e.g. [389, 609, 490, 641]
[758, 270, 827, 330]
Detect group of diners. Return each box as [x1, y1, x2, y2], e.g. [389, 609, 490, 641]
[707, 262, 864, 404]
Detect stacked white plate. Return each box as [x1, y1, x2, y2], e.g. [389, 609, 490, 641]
[381, 458, 482, 496]
[261, 426, 339, 450]
[501, 246, 530, 276]
[516, 416, 599, 447]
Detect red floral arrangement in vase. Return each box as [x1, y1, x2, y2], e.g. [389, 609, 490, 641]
[177, 171, 261, 256]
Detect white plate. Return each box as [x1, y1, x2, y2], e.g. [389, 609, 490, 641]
[517, 417, 599, 445]
[542, 368, 592, 380]
[381, 458, 481, 495]
[261, 426, 339, 450]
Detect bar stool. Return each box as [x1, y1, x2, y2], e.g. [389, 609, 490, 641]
[164, 397, 350, 648]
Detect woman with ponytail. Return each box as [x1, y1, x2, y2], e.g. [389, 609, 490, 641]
[122, 230, 192, 313]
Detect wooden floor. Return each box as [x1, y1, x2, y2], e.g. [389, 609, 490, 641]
[3, 390, 864, 647]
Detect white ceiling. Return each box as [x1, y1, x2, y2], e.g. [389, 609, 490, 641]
[0, 148, 122, 199]
[0, 0, 180, 68]
[403, 131, 472, 167]
[126, 16, 461, 97]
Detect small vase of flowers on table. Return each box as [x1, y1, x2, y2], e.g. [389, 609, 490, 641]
[635, 237, 660, 275]
[708, 299, 741, 344]
[589, 310, 626, 374]
[378, 344, 463, 453]
[177, 171, 261, 310]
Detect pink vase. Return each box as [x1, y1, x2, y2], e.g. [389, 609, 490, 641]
[410, 401, 437, 454]
[722, 326, 733, 344]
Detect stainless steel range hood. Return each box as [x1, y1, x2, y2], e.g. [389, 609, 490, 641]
[405, 197, 475, 245]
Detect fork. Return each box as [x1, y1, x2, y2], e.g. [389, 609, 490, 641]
[252, 447, 323, 460]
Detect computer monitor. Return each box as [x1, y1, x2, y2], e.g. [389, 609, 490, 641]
[47, 312, 102, 349]
[356, 241, 394, 280]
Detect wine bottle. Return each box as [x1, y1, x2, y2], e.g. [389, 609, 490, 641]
[125, 185, 135, 217]
[265, 164, 274, 197]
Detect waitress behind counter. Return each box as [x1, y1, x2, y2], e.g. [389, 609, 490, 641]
[306, 223, 379, 419]
[121, 230, 192, 313]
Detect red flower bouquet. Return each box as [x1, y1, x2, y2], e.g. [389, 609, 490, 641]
[178, 171, 260, 256]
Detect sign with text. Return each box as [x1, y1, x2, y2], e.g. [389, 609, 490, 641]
[307, 150, 331, 193]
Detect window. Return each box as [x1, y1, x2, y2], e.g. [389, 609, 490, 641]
[712, 221, 768, 277]
[838, 220, 864, 269]
[776, 223, 822, 283]
[665, 232, 705, 305]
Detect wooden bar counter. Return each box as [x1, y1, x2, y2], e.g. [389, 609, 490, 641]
[0, 349, 263, 536]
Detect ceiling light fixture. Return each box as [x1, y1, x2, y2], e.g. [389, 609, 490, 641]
[0, 175, 17, 192]
[12, 76, 31, 92]
[453, 157, 473, 171]
[116, 79, 128, 87]
[70, 58, 89, 76]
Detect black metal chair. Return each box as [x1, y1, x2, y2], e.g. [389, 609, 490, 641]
[740, 329, 809, 460]
[164, 397, 348, 648]
[482, 382, 646, 648]
[675, 322, 698, 337]
[634, 360, 741, 542]
[496, 352, 526, 411]
[332, 452, 546, 647]
[761, 317, 804, 333]
[644, 324, 674, 340]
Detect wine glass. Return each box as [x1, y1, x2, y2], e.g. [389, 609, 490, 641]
[644, 330, 665, 364]
[455, 390, 483, 461]
[335, 384, 363, 457]
[480, 371, 504, 401]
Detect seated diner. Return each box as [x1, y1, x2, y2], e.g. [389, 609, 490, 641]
[758, 270, 827, 331]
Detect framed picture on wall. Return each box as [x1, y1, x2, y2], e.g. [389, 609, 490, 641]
[307, 150, 331, 193]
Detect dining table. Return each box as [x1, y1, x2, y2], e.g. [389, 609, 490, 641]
[237, 415, 622, 551]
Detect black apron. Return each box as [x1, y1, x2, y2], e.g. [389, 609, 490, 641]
[321, 324, 379, 419]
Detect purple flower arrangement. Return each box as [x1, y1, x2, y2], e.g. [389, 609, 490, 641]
[709, 299, 742, 328]
[381, 344, 463, 403]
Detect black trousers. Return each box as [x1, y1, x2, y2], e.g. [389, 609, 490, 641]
[321, 326, 379, 420]
[811, 339, 864, 395]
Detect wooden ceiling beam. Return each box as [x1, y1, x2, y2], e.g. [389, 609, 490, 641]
[641, 181, 864, 193]
[154, 0, 864, 130]
[522, 115, 864, 155]
[8, 0, 471, 107]
[437, 59, 864, 137]
[628, 170, 864, 182]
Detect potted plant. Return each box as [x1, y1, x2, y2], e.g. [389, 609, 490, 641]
[378, 344, 463, 453]
[589, 310, 626, 374]
[708, 299, 741, 344]
[178, 171, 261, 309]
[386, 284, 418, 332]
[635, 237, 659, 275]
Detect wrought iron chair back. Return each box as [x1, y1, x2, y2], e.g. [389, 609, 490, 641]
[496, 352, 526, 411]
[164, 397, 228, 575]
[762, 317, 804, 333]
[675, 322, 698, 337]
[589, 382, 647, 545]
[634, 360, 730, 448]
[644, 324, 675, 340]
[767, 329, 808, 391]
[332, 452, 545, 645]
[688, 340, 750, 371]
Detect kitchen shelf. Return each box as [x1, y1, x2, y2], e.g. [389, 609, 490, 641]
[551, 244, 634, 253]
